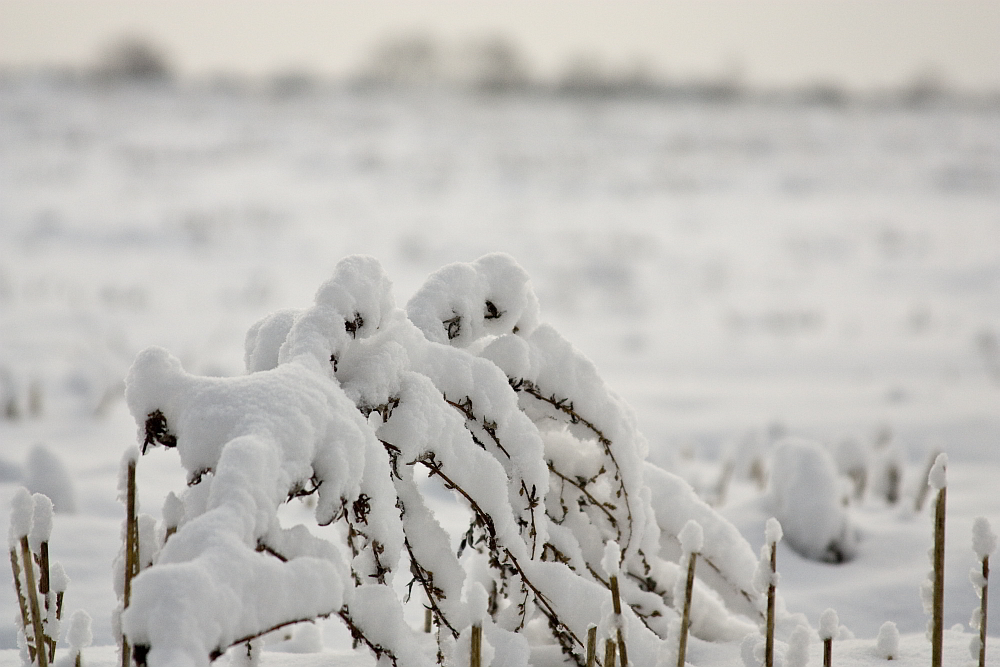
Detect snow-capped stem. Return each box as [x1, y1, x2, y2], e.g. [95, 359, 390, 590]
[586, 626, 597, 667]
[20, 536, 48, 667]
[766, 540, 777, 667]
[10, 548, 34, 661]
[470, 625, 482, 667]
[677, 552, 698, 667]
[931, 484, 946, 667]
[978, 554, 989, 667]
[604, 638, 616, 667]
[823, 636, 832, 667]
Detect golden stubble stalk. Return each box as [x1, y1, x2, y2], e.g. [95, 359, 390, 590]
[470, 624, 482, 667]
[20, 535, 48, 667]
[977, 552, 989, 667]
[931, 485, 946, 667]
[10, 548, 34, 661]
[765, 540, 777, 667]
[677, 551, 698, 667]
[610, 574, 627, 666]
[122, 458, 139, 667]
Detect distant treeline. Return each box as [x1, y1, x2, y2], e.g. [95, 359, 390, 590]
[3, 33, 998, 109]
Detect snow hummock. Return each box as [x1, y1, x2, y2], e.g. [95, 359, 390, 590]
[767, 439, 856, 563]
[874, 621, 899, 660]
[25, 444, 76, 514]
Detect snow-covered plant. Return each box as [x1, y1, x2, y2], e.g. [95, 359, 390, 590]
[119, 253, 767, 667]
[874, 621, 898, 660]
[921, 453, 947, 667]
[8, 488, 68, 667]
[767, 439, 856, 563]
[818, 609, 838, 667]
[969, 517, 995, 667]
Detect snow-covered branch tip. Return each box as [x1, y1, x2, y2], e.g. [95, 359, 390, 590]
[119, 253, 770, 667]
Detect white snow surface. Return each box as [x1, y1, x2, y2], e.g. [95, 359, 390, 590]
[2, 80, 1000, 667]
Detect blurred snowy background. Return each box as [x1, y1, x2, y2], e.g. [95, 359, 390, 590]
[1, 0, 998, 657]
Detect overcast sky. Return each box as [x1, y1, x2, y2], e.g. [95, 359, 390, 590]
[1, 0, 998, 90]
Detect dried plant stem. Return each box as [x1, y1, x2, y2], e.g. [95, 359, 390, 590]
[470, 625, 482, 667]
[586, 626, 597, 667]
[39, 541, 57, 662]
[677, 552, 697, 667]
[604, 638, 616, 667]
[823, 637, 832, 667]
[931, 486, 945, 667]
[123, 458, 139, 667]
[978, 554, 989, 667]
[610, 575, 627, 666]
[424, 608, 432, 634]
[765, 540, 777, 667]
[10, 548, 35, 661]
[20, 536, 48, 667]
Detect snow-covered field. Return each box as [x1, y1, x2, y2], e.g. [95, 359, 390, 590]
[1, 78, 998, 666]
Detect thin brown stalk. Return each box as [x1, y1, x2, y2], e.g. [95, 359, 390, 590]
[586, 626, 597, 667]
[470, 625, 482, 667]
[677, 552, 697, 667]
[609, 576, 627, 666]
[10, 548, 35, 661]
[424, 608, 432, 634]
[765, 541, 776, 667]
[979, 554, 989, 667]
[123, 458, 138, 667]
[20, 536, 48, 667]
[604, 638, 616, 667]
[931, 486, 946, 667]
[823, 637, 832, 667]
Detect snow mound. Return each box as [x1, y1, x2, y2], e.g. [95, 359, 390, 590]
[768, 439, 858, 563]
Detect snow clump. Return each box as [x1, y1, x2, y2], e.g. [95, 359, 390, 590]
[767, 439, 857, 563]
[874, 621, 899, 660]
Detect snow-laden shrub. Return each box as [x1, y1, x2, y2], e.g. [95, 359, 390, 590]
[767, 439, 858, 563]
[121, 253, 767, 667]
